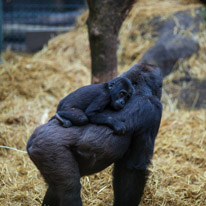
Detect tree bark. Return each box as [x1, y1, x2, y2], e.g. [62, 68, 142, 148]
[87, 0, 136, 83]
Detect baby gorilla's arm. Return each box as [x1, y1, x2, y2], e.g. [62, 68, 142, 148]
[88, 113, 126, 135]
[85, 95, 126, 134]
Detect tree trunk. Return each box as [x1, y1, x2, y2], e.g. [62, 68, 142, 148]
[87, 0, 136, 84]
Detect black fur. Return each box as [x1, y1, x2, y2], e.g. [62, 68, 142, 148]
[53, 77, 133, 134]
[27, 63, 162, 206]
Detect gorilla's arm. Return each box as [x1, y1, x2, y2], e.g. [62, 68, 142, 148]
[112, 96, 162, 206]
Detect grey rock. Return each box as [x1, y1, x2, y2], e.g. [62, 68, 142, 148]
[141, 34, 199, 76]
[140, 8, 204, 76]
[180, 79, 206, 109]
[151, 8, 203, 36]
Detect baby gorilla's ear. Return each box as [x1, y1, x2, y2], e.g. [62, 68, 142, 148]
[108, 82, 115, 90]
[108, 77, 121, 90]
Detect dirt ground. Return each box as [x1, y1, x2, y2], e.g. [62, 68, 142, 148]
[0, 0, 206, 205]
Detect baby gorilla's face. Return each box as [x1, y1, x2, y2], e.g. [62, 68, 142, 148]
[111, 89, 131, 110]
[108, 77, 134, 111]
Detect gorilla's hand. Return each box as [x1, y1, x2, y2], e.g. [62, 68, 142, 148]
[112, 120, 126, 135]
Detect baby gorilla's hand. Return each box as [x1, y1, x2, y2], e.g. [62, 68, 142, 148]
[113, 120, 126, 135]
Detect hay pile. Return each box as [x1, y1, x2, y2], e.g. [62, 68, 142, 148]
[0, 0, 206, 205]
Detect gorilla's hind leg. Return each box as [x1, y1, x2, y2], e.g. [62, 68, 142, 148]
[55, 112, 72, 128]
[56, 109, 89, 128]
[42, 187, 60, 206]
[29, 144, 82, 206]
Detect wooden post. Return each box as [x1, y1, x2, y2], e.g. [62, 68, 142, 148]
[86, 0, 136, 84]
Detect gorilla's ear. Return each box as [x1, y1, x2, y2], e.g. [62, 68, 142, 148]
[108, 82, 115, 90]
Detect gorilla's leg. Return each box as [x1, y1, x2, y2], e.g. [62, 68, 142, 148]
[55, 112, 73, 128]
[42, 187, 60, 206]
[28, 144, 82, 206]
[56, 109, 89, 127]
[113, 160, 149, 206]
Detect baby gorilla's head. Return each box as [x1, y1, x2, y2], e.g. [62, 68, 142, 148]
[108, 77, 134, 110]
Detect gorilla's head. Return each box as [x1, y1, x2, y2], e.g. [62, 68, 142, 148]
[121, 63, 163, 99]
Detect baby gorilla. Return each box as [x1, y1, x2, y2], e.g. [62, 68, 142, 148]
[54, 77, 133, 134]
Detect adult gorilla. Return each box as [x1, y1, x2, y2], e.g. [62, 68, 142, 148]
[27, 63, 163, 206]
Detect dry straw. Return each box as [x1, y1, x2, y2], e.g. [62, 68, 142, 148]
[0, 0, 205, 205]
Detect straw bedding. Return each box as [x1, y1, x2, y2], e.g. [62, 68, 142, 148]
[0, 0, 205, 205]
